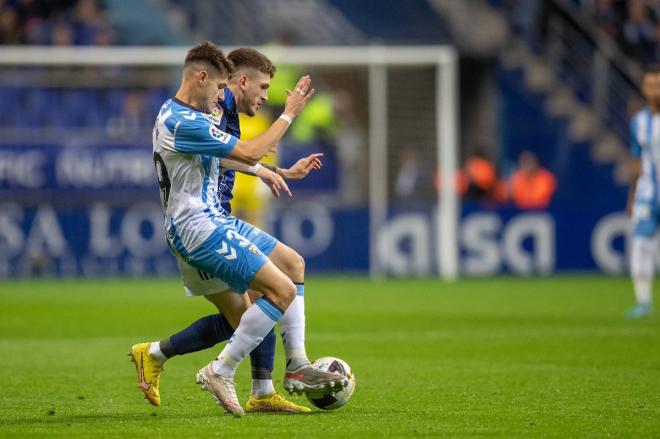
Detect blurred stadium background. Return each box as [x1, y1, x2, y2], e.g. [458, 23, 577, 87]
[1, 0, 660, 437]
[0, 0, 648, 278]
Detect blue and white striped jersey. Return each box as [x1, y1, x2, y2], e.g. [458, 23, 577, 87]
[152, 97, 238, 253]
[631, 107, 660, 204]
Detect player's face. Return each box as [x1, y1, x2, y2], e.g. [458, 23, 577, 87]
[199, 69, 227, 114]
[239, 71, 271, 117]
[642, 72, 660, 105]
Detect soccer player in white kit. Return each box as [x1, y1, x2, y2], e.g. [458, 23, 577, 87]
[626, 66, 660, 319]
[150, 42, 343, 415]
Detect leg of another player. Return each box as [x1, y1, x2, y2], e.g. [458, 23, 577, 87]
[628, 234, 655, 318]
[129, 290, 241, 407]
[265, 242, 346, 394]
[267, 243, 310, 371]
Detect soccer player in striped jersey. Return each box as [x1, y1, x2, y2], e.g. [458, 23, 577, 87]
[626, 66, 660, 319]
[130, 42, 344, 416]
[131, 47, 326, 414]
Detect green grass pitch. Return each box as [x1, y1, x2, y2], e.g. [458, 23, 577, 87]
[0, 276, 659, 437]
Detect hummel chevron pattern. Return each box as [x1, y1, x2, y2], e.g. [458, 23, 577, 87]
[216, 241, 236, 261]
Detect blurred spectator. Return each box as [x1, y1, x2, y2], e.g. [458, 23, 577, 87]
[266, 31, 337, 145]
[395, 149, 421, 199]
[0, 0, 115, 46]
[459, 151, 497, 200]
[455, 151, 508, 204]
[0, 5, 20, 44]
[510, 151, 557, 210]
[594, 0, 622, 40]
[51, 20, 74, 45]
[507, 0, 544, 46]
[622, 0, 657, 64]
[106, 90, 151, 139]
[72, 0, 115, 45]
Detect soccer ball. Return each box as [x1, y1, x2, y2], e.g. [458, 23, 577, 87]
[305, 357, 355, 410]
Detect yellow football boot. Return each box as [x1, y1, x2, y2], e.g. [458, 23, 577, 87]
[245, 392, 311, 413]
[129, 342, 164, 406]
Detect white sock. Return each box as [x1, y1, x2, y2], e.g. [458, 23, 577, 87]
[280, 286, 310, 371]
[631, 237, 654, 305]
[251, 379, 275, 397]
[634, 279, 652, 305]
[212, 298, 282, 378]
[148, 342, 167, 364]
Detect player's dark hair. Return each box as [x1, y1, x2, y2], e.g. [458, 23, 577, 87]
[227, 48, 276, 78]
[185, 41, 233, 76]
[643, 64, 660, 76]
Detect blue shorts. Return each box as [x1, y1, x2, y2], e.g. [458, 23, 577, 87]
[170, 216, 278, 294]
[632, 199, 660, 238]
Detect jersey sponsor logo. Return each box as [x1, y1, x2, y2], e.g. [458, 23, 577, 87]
[209, 126, 231, 144]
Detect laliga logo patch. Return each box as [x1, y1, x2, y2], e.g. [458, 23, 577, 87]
[207, 106, 223, 125]
[209, 126, 231, 144]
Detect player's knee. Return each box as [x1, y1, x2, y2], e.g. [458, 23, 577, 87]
[283, 248, 304, 279]
[269, 277, 296, 309]
[292, 252, 305, 279]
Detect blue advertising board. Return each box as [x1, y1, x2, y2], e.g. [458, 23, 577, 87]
[0, 144, 637, 278]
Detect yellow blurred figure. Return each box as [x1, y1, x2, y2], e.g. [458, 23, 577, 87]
[232, 112, 277, 228]
[290, 93, 336, 144]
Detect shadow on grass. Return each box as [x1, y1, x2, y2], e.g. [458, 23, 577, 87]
[1, 409, 331, 426]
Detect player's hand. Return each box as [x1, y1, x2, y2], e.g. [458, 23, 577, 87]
[256, 166, 292, 198]
[283, 75, 316, 119]
[280, 153, 323, 180]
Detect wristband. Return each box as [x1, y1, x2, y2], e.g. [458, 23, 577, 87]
[247, 163, 262, 175]
[262, 163, 277, 173]
[279, 114, 293, 125]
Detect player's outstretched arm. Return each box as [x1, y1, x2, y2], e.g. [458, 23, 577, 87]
[228, 76, 316, 164]
[276, 153, 323, 180]
[256, 166, 292, 198]
[218, 158, 292, 198]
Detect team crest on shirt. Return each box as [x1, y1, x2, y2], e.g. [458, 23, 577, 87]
[209, 126, 231, 144]
[206, 106, 224, 125]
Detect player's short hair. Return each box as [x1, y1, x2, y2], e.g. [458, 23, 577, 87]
[643, 64, 660, 76]
[227, 48, 276, 78]
[184, 41, 233, 76]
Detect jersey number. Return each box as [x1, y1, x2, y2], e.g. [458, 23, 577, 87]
[153, 152, 171, 208]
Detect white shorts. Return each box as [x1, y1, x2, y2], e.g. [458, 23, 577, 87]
[177, 257, 231, 297]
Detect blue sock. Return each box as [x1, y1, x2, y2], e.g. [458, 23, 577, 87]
[250, 328, 276, 379]
[165, 314, 234, 357]
[161, 312, 276, 381]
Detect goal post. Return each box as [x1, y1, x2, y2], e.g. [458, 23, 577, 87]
[0, 45, 459, 280]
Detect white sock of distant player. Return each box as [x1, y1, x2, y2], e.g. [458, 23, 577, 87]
[212, 298, 282, 378]
[251, 379, 275, 398]
[280, 284, 310, 371]
[148, 342, 167, 364]
[631, 236, 654, 305]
